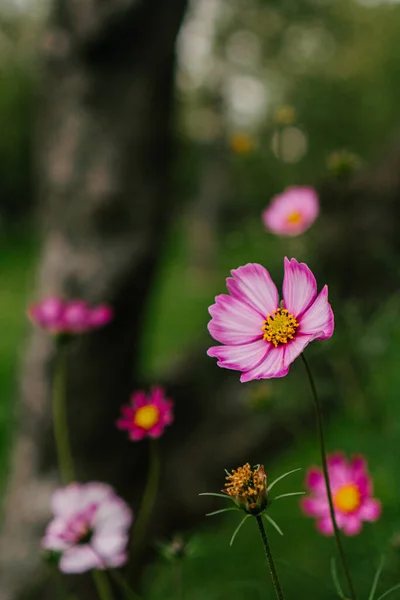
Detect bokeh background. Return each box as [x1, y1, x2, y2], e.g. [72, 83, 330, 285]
[1, 0, 400, 598]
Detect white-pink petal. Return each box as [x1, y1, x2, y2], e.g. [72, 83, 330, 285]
[208, 294, 264, 345]
[226, 263, 279, 317]
[282, 258, 317, 317]
[51, 484, 83, 518]
[207, 339, 268, 372]
[94, 499, 133, 532]
[300, 285, 334, 340]
[59, 545, 102, 573]
[92, 532, 129, 558]
[240, 345, 288, 382]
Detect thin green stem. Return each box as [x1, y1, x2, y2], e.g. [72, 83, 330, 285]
[301, 353, 357, 600]
[255, 515, 285, 600]
[173, 560, 184, 600]
[131, 439, 160, 559]
[53, 344, 75, 483]
[108, 569, 141, 600]
[92, 570, 114, 600]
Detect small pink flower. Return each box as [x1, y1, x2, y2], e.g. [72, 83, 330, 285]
[301, 453, 381, 536]
[262, 186, 319, 236]
[207, 258, 334, 381]
[42, 482, 132, 573]
[28, 297, 113, 335]
[116, 387, 174, 441]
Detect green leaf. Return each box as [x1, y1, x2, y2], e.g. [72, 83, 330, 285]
[330, 557, 345, 599]
[263, 513, 283, 536]
[369, 556, 385, 600]
[206, 507, 239, 517]
[267, 468, 302, 492]
[273, 491, 305, 501]
[229, 515, 251, 546]
[376, 583, 400, 600]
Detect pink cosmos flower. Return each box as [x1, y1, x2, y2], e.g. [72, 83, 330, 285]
[116, 387, 174, 441]
[301, 453, 381, 536]
[28, 297, 113, 334]
[262, 186, 319, 236]
[207, 258, 334, 381]
[42, 482, 132, 573]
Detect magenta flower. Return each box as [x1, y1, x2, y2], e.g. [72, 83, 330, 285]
[42, 482, 132, 573]
[116, 387, 174, 441]
[207, 258, 334, 382]
[28, 297, 113, 334]
[262, 186, 319, 236]
[301, 453, 381, 536]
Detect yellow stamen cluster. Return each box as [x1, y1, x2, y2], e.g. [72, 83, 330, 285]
[334, 484, 361, 514]
[225, 463, 265, 501]
[134, 405, 159, 430]
[262, 308, 299, 347]
[287, 211, 302, 225]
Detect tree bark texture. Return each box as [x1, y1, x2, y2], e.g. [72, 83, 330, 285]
[0, 0, 187, 597]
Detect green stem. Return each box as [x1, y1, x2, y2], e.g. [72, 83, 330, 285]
[131, 439, 160, 559]
[173, 560, 184, 600]
[301, 353, 357, 600]
[53, 344, 75, 483]
[92, 570, 114, 600]
[108, 569, 141, 600]
[255, 515, 285, 600]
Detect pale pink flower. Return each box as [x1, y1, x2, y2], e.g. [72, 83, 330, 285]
[28, 297, 113, 334]
[207, 258, 334, 381]
[262, 186, 319, 236]
[301, 453, 381, 536]
[42, 482, 132, 573]
[116, 387, 174, 441]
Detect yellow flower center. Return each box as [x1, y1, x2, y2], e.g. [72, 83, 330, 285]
[230, 133, 254, 154]
[287, 211, 302, 225]
[262, 308, 299, 347]
[225, 463, 265, 501]
[334, 484, 361, 514]
[134, 405, 159, 430]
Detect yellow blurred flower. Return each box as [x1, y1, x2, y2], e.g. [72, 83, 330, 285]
[229, 132, 255, 155]
[273, 105, 296, 126]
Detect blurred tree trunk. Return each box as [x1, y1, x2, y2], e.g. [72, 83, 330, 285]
[0, 0, 187, 598]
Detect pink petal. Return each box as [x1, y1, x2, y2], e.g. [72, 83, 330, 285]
[316, 517, 334, 536]
[59, 545, 101, 573]
[301, 496, 328, 518]
[300, 286, 334, 340]
[305, 468, 325, 493]
[28, 297, 64, 329]
[358, 499, 381, 522]
[282, 257, 317, 317]
[131, 391, 147, 408]
[129, 427, 148, 441]
[42, 518, 71, 551]
[62, 300, 90, 332]
[208, 294, 264, 345]
[88, 305, 113, 328]
[282, 334, 314, 370]
[342, 516, 363, 536]
[240, 345, 288, 382]
[226, 263, 279, 317]
[208, 339, 269, 372]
